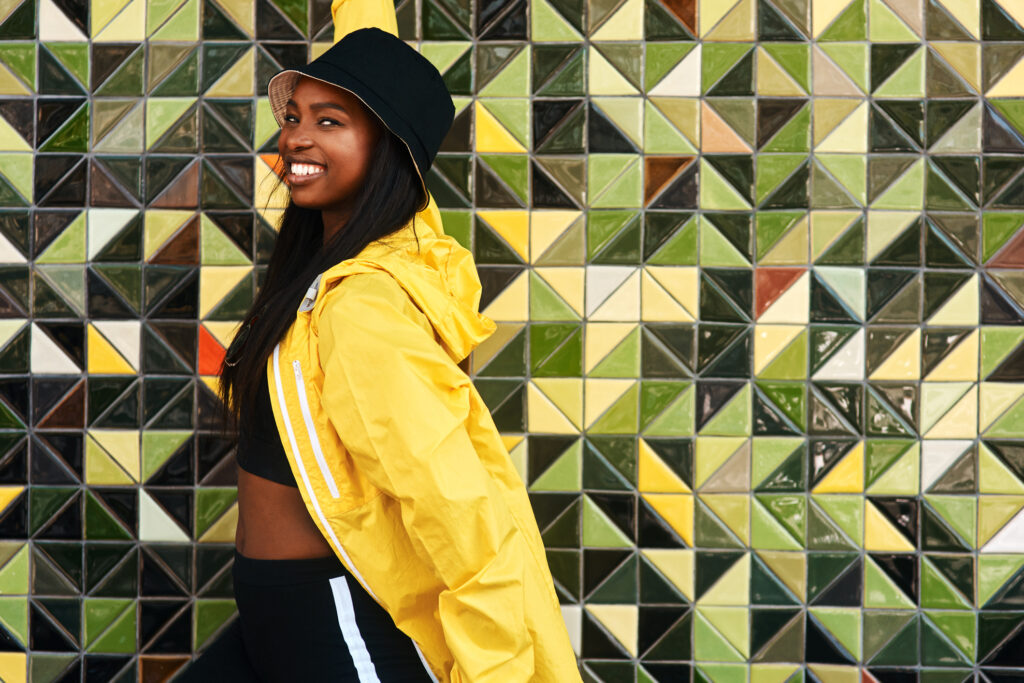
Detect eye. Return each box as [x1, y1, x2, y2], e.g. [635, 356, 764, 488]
[283, 113, 299, 124]
[318, 117, 342, 127]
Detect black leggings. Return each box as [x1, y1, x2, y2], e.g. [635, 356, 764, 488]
[177, 551, 436, 682]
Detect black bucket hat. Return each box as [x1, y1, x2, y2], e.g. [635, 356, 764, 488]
[268, 27, 455, 193]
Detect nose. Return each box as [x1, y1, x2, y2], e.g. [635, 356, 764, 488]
[280, 123, 313, 152]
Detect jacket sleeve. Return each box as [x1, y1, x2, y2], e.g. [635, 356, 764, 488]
[332, 0, 397, 41]
[317, 274, 536, 682]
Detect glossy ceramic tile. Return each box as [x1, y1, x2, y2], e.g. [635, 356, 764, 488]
[1, 0, 1024, 679]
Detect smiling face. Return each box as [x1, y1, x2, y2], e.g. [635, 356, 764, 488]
[278, 76, 382, 225]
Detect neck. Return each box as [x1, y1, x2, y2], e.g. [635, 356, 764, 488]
[321, 209, 349, 246]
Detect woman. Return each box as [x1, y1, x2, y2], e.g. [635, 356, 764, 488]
[178, 1, 581, 681]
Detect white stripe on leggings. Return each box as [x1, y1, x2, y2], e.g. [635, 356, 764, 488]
[329, 575, 382, 683]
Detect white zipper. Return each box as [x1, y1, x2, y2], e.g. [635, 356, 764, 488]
[292, 359, 340, 499]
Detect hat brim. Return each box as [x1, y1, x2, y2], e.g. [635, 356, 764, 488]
[267, 67, 428, 198]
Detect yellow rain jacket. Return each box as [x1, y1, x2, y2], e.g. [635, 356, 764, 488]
[265, 203, 582, 682]
[264, 4, 582, 676]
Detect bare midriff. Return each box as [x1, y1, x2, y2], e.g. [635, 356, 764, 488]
[235, 466, 334, 559]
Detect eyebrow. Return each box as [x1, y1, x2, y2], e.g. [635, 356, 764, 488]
[285, 99, 348, 114]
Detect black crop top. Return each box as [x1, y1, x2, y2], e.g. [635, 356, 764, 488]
[236, 372, 298, 487]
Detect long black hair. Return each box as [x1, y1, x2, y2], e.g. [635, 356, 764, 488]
[219, 126, 427, 435]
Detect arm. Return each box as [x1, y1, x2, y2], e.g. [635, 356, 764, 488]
[318, 274, 536, 682]
[332, 0, 398, 41]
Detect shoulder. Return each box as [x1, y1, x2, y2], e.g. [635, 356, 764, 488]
[318, 271, 432, 338]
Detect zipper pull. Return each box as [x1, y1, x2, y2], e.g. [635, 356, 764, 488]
[298, 273, 322, 313]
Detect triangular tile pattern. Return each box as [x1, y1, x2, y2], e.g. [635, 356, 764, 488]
[2, 0, 1022, 673]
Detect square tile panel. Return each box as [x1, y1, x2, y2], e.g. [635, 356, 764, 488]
[0, 0, 1023, 680]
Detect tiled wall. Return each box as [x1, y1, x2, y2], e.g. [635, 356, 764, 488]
[1, 0, 1023, 680]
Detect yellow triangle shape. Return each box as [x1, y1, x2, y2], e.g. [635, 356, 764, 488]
[585, 379, 634, 427]
[979, 496, 1024, 546]
[928, 274, 979, 326]
[643, 493, 694, 546]
[925, 385, 978, 439]
[754, 325, 803, 375]
[529, 379, 582, 432]
[199, 502, 238, 542]
[813, 442, 864, 493]
[0, 62, 30, 96]
[474, 102, 526, 153]
[584, 322, 635, 373]
[92, 0, 132, 36]
[95, 0, 144, 41]
[700, 606, 750, 657]
[988, 54, 1024, 97]
[705, 0, 755, 40]
[813, 98, 862, 146]
[932, 41, 980, 91]
[534, 267, 584, 317]
[586, 604, 638, 656]
[869, 329, 921, 381]
[925, 329, 978, 381]
[206, 47, 255, 97]
[817, 101, 869, 152]
[0, 487, 23, 514]
[700, 0, 741, 36]
[478, 210, 529, 261]
[591, 0, 642, 40]
[646, 266, 698, 317]
[698, 553, 750, 606]
[588, 46, 639, 95]
[696, 437, 747, 488]
[981, 384, 1024, 433]
[641, 270, 694, 322]
[979, 443, 1024, 494]
[89, 430, 140, 481]
[702, 494, 750, 545]
[639, 439, 690, 493]
[757, 550, 806, 601]
[482, 269, 528, 321]
[530, 211, 580, 260]
[0, 116, 29, 152]
[199, 265, 250, 318]
[642, 549, 694, 601]
[864, 500, 915, 552]
[86, 438, 135, 485]
[87, 325, 135, 375]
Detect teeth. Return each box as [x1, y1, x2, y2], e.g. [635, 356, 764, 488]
[291, 163, 324, 177]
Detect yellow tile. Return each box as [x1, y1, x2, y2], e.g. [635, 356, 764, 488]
[698, 553, 749, 605]
[816, 101, 869, 152]
[758, 272, 809, 324]
[199, 265, 251, 318]
[754, 325, 803, 375]
[95, 0, 144, 41]
[584, 378, 635, 427]
[813, 441, 864, 493]
[699, 605, 749, 657]
[478, 210, 529, 261]
[925, 330, 979, 381]
[584, 322, 635, 373]
[812, 0, 855, 37]
[91, 0, 131, 36]
[585, 604, 638, 656]
[638, 439, 690, 493]
[530, 211, 581, 262]
[535, 267, 584, 316]
[864, 500, 915, 552]
[589, 270, 640, 321]
[700, 0, 741, 36]
[987, 52, 1024, 97]
[590, 0, 643, 40]
[0, 653, 26, 683]
[644, 266, 698, 317]
[642, 548, 694, 600]
[206, 47, 255, 97]
[869, 329, 921, 381]
[89, 429, 140, 481]
[0, 487, 23, 514]
[928, 274, 979, 326]
[704, 0, 755, 41]
[482, 269, 528, 321]
[588, 46, 639, 95]
[924, 385, 978, 439]
[643, 494, 694, 546]
[474, 102, 526, 153]
[528, 379, 582, 433]
[87, 325, 135, 375]
[932, 41, 980, 91]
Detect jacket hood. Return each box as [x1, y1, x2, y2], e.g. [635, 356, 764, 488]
[315, 201, 497, 362]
